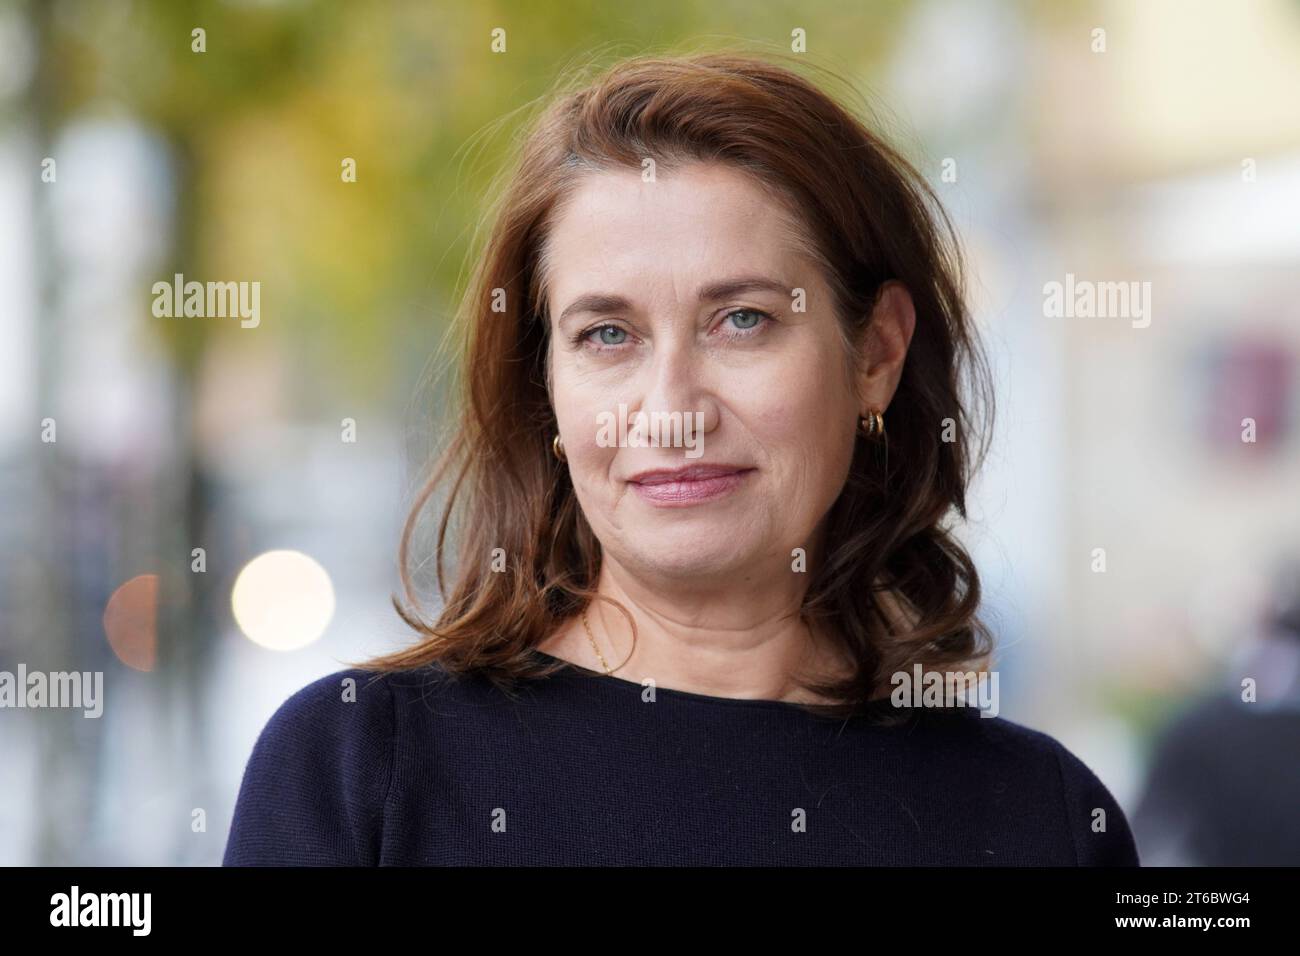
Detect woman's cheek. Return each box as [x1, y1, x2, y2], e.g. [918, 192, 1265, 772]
[747, 397, 813, 451]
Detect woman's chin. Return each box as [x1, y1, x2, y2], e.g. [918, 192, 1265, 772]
[615, 531, 762, 582]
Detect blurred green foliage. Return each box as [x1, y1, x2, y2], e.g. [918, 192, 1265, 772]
[29, 0, 911, 402]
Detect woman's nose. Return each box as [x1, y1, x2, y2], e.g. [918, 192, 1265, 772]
[631, 342, 721, 439]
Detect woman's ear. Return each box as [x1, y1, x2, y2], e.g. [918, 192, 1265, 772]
[855, 281, 916, 411]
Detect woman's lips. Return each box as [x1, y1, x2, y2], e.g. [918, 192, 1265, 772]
[627, 465, 754, 506]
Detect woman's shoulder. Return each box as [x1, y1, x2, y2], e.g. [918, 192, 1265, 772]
[926, 708, 1140, 865]
[268, 666, 397, 722]
[223, 667, 403, 866]
[247, 667, 401, 761]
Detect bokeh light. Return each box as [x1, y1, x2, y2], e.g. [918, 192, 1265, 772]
[230, 550, 334, 651]
[102, 573, 159, 672]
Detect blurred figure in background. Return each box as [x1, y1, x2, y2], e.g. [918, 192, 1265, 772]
[1132, 556, 1300, 865]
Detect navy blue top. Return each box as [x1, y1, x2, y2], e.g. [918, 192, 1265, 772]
[222, 650, 1140, 866]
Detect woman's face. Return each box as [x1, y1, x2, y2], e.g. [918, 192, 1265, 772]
[543, 161, 872, 587]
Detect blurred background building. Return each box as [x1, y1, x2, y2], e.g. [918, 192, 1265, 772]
[1, 0, 1297, 865]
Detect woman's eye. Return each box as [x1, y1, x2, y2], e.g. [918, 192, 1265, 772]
[721, 309, 768, 333]
[583, 325, 628, 346]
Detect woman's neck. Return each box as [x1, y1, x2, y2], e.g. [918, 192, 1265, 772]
[537, 561, 852, 704]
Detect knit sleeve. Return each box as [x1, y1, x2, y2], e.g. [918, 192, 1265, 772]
[222, 669, 395, 866]
[1052, 740, 1140, 866]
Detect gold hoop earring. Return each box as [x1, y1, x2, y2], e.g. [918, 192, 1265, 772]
[859, 409, 885, 440]
[552, 433, 566, 460]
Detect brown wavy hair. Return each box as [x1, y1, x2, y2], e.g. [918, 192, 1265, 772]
[353, 50, 997, 723]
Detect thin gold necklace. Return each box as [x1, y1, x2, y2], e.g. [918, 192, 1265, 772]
[580, 606, 613, 675]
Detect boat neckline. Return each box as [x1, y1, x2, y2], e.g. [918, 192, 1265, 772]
[526, 647, 905, 715]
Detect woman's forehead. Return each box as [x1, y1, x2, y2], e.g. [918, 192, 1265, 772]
[542, 163, 813, 309]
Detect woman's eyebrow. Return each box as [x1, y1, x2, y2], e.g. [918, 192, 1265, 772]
[557, 275, 793, 325]
[556, 293, 631, 326]
[696, 275, 794, 302]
